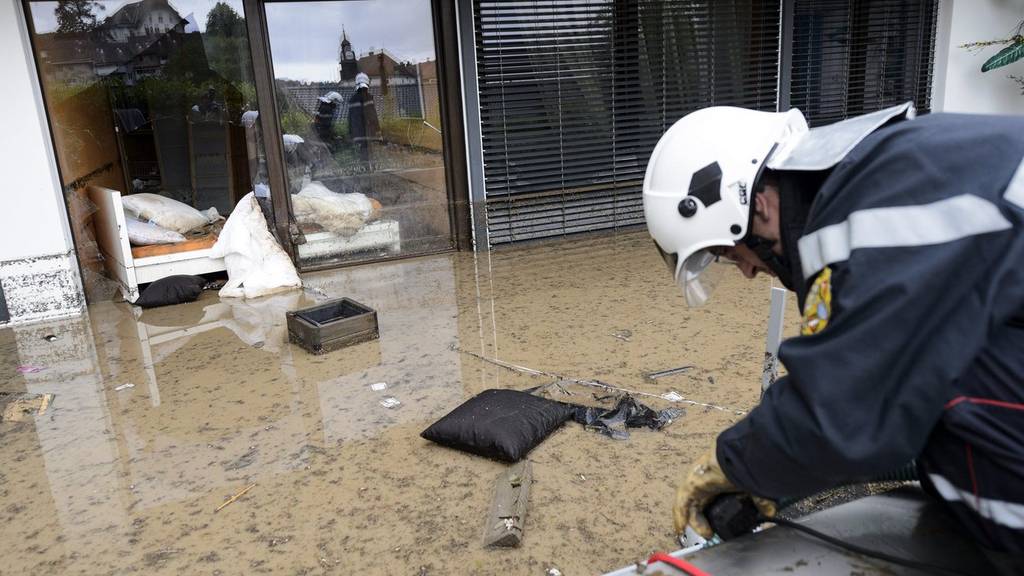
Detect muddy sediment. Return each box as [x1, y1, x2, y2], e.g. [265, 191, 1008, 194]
[0, 231, 787, 575]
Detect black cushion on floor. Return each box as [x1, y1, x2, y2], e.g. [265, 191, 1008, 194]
[135, 275, 207, 308]
[421, 389, 576, 462]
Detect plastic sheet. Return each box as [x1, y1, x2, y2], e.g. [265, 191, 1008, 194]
[571, 395, 684, 440]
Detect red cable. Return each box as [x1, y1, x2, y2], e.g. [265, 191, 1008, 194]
[646, 552, 712, 576]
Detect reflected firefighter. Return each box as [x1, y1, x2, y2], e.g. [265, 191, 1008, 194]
[348, 72, 380, 168]
[312, 90, 343, 150]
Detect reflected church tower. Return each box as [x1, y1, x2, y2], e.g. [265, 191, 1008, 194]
[339, 28, 357, 82]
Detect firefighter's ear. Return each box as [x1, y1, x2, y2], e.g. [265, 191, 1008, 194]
[753, 188, 771, 223]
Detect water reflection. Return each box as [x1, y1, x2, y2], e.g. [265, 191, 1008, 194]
[1, 233, 773, 574]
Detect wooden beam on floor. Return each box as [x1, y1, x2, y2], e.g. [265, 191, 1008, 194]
[483, 460, 532, 548]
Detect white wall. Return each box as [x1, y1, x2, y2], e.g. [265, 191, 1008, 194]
[0, 0, 83, 324]
[1, 0, 75, 261]
[934, 0, 1024, 114]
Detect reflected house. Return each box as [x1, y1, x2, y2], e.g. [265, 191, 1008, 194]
[36, 1, 254, 214]
[34, 0, 190, 86]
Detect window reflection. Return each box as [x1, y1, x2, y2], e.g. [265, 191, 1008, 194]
[28, 0, 272, 299]
[265, 0, 451, 266]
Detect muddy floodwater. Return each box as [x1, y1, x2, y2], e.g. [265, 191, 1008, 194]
[0, 232, 785, 575]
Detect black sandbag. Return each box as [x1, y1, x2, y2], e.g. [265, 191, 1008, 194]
[135, 275, 207, 308]
[421, 389, 576, 462]
[572, 395, 684, 440]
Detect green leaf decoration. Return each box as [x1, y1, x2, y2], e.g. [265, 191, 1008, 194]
[982, 41, 1024, 72]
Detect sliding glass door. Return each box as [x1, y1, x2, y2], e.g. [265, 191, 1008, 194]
[25, 0, 275, 299]
[263, 0, 454, 267]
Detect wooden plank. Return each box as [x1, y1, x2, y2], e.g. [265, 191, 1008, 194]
[130, 234, 218, 259]
[483, 460, 532, 548]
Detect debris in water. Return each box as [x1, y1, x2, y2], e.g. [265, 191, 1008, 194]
[1, 393, 54, 422]
[252, 341, 265, 349]
[611, 329, 633, 342]
[379, 396, 401, 409]
[114, 383, 135, 391]
[451, 345, 748, 414]
[661, 391, 684, 402]
[16, 365, 46, 374]
[215, 482, 256, 512]
[225, 446, 259, 470]
[484, 461, 532, 548]
[646, 365, 694, 380]
[571, 395, 683, 440]
[546, 569, 563, 576]
[38, 394, 52, 415]
[370, 382, 388, 392]
[43, 334, 58, 342]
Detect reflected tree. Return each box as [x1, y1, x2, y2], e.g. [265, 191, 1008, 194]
[206, 2, 246, 37]
[55, 0, 104, 33]
[204, 2, 253, 90]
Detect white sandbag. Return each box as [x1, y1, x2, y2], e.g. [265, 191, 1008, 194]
[125, 217, 187, 246]
[210, 192, 302, 299]
[200, 207, 223, 223]
[122, 193, 209, 234]
[291, 181, 374, 236]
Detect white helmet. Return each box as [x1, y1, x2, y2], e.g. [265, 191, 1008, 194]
[643, 106, 808, 306]
[355, 72, 370, 89]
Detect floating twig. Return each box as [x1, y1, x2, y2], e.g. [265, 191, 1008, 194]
[216, 483, 256, 512]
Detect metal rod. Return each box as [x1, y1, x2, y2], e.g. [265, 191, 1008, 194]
[646, 365, 694, 380]
[761, 287, 788, 394]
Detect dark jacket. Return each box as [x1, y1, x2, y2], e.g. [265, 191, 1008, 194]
[347, 87, 380, 142]
[717, 113, 1024, 553]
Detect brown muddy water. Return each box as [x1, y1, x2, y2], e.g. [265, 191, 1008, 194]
[0, 231, 786, 576]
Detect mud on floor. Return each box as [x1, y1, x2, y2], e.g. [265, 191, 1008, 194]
[0, 231, 788, 575]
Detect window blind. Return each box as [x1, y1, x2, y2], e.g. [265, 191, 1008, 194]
[475, 0, 781, 244]
[789, 0, 938, 126]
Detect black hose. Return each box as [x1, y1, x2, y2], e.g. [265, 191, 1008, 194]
[762, 515, 972, 576]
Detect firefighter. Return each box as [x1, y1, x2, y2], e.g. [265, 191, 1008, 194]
[347, 72, 380, 168]
[643, 103, 1024, 559]
[312, 90, 344, 150]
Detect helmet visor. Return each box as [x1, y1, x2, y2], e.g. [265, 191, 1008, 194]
[653, 242, 736, 307]
[680, 248, 738, 307]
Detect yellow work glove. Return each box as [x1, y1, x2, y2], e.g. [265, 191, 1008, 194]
[673, 447, 777, 538]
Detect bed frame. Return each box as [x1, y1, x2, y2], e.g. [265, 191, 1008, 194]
[88, 185, 227, 303]
[90, 185, 403, 303]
